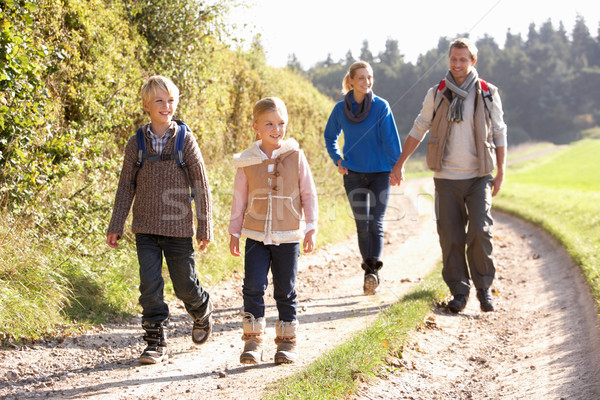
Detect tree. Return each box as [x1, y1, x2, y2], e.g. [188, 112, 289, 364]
[359, 40, 374, 63]
[286, 53, 303, 72]
[378, 38, 403, 68]
[344, 50, 355, 67]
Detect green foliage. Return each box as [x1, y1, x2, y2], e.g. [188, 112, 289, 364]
[495, 139, 600, 309]
[0, 0, 48, 182]
[0, 0, 350, 343]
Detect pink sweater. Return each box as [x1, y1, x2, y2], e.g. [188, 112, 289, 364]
[228, 139, 318, 244]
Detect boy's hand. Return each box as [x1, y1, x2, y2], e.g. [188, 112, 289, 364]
[107, 233, 119, 249]
[196, 238, 210, 251]
[229, 235, 241, 256]
[303, 229, 316, 253]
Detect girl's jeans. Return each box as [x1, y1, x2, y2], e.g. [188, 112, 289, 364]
[136, 234, 210, 324]
[243, 238, 299, 322]
[343, 171, 391, 261]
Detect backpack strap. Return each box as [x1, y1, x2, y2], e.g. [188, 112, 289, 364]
[173, 120, 195, 202]
[478, 78, 494, 119]
[130, 127, 146, 191]
[432, 79, 447, 120]
[129, 121, 195, 202]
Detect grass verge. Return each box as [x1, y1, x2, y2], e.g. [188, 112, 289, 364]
[494, 138, 600, 309]
[263, 267, 446, 400]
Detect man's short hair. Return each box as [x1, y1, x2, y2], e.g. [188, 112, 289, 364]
[449, 38, 478, 61]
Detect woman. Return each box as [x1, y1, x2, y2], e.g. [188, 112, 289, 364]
[324, 61, 401, 295]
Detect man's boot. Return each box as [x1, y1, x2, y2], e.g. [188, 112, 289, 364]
[477, 288, 495, 312]
[274, 320, 298, 365]
[240, 313, 266, 365]
[139, 320, 168, 364]
[362, 258, 383, 295]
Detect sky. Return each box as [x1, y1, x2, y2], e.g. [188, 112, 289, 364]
[225, 0, 600, 69]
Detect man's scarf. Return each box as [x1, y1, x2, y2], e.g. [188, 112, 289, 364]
[343, 90, 373, 123]
[445, 69, 478, 122]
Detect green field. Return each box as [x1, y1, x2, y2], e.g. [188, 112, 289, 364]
[495, 139, 600, 307]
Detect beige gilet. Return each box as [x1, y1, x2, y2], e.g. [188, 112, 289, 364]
[232, 140, 303, 244]
[426, 80, 497, 176]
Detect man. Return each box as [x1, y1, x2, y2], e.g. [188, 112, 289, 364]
[390, 37, 507, 313]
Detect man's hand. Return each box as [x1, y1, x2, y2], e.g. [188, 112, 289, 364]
[492, 172, 504, 197]
[389, 164, 404, 186]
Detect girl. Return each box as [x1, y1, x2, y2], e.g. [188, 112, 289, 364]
[228, 97, 318, 365]
[324, 61, 402, 295]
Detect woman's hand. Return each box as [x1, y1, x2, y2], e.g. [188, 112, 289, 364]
[389, 163, 404, 186]
[337, 159, 348, 175]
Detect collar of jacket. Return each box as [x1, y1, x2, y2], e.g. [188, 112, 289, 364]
[232, 138, 299, 168]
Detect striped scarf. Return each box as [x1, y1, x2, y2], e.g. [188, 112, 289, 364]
[445, 69, 478, 122]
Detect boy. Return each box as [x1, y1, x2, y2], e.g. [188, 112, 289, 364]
[107, 75, 214, 364]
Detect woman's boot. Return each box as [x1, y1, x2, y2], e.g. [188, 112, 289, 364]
[363, 258, 383, 295]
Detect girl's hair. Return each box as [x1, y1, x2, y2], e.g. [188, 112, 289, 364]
[342, 61, 373, 94]
[449, 37, 478, 61]
[141, 75, 180, 104]
[253, 97, 288, 122]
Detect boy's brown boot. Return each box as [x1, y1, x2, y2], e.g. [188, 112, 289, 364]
[240, 313, 266, 365]
[274, 320, 298, 365]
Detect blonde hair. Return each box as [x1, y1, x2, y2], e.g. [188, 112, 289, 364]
[140, 75, 180, 105]
[253, 97, 288, 123]
[342, 61, 373, 94]
[449, 37, 478, 61]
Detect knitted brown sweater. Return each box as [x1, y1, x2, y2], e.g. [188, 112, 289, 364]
[107, 125, 213, 240]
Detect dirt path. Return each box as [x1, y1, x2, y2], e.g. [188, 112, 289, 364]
[2, 176, 600, 399]
[354, 211, 600, 400]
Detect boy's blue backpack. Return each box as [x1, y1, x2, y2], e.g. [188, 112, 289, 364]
[130, 119, 195, 202]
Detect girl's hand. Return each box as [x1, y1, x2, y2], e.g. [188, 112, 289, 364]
[230, 235, 242, 256]
[303, 229, 316, 253]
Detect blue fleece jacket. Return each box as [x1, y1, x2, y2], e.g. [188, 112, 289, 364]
[324, 93, 401, 173]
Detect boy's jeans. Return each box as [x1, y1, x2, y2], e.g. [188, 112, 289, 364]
[136, 234, 210, 324]
[243, 238, 299, 322]
[343, 171, 391, 261]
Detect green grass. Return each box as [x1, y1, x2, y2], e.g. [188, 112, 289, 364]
[263, 267, 447, 400]
[495, 138, 600, 306]
[506, 141, 554, 162]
